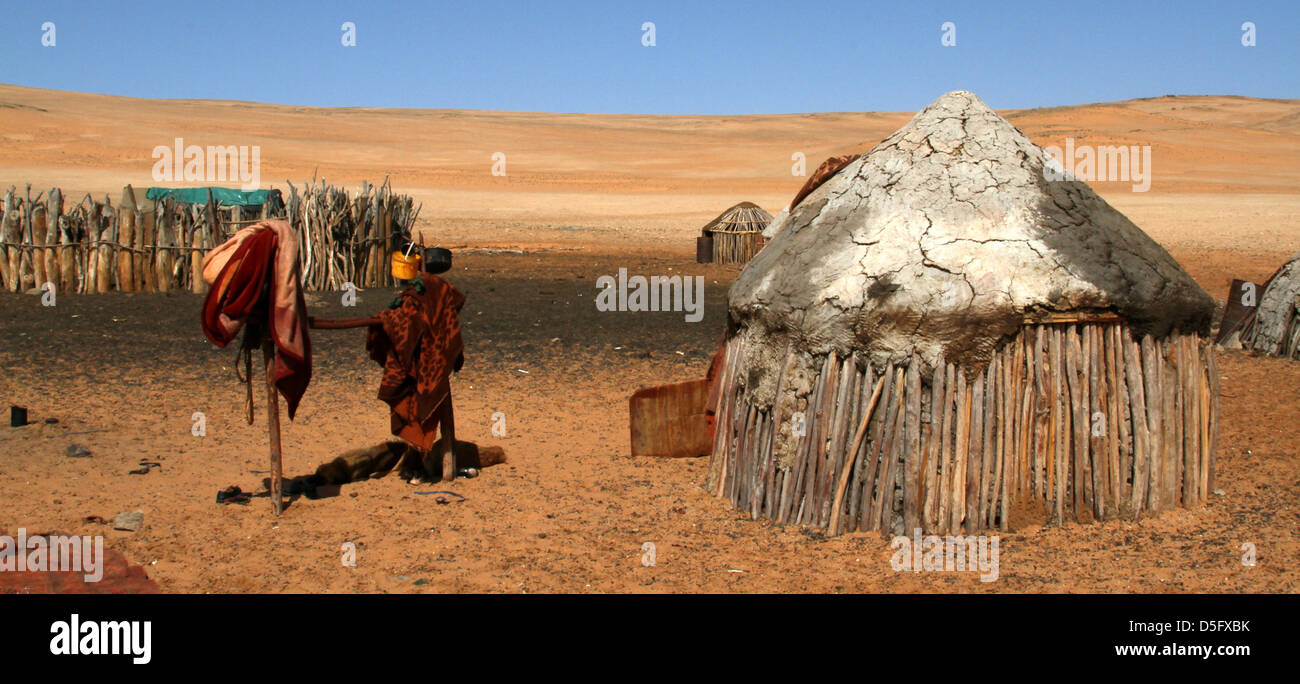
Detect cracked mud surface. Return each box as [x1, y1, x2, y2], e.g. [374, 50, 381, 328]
[1250, 253, 1300, 355]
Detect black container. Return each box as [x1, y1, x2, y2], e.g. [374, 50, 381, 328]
[10, 406, 28, 427]
[423, 247, 453, 274]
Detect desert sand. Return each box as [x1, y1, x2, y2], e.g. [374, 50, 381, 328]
[0, 84, 1297, 593]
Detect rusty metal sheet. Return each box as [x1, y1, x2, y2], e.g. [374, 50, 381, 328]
[629, 378, 712, 458]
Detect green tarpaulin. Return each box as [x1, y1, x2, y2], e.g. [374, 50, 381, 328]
[145, 187, 270, 207]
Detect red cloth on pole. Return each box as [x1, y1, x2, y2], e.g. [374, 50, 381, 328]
[200, 220, 312, 419]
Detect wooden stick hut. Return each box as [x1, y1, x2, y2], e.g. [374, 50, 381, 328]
[1238, 253, 1300, 359]
[706, 91, 1219, 537]
[698, 201, 773, 265]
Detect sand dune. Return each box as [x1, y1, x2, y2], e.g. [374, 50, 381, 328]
[1, 84, 1298, 253]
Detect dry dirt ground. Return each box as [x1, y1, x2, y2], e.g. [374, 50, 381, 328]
[0, 86, 1298, 593]
[1, 246, 1297, 594]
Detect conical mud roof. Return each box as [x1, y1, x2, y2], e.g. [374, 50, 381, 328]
[730, 90, 1213, 404]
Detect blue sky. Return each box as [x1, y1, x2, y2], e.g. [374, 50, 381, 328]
[1, 0, 1295, 114]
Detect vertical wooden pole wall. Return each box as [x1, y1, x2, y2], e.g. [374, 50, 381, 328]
[707, 320, 1218, 537]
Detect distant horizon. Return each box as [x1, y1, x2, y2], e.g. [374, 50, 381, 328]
[2, 81, 1293, 118]
[0, 1, 1295, 115]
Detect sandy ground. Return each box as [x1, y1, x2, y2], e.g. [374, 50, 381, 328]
[0, 86, 1298, 593]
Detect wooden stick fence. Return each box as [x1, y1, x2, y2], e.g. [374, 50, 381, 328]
[284, 176, 421, 291]
[706, 319, 1218, 536]
[0, 178, 420, 294]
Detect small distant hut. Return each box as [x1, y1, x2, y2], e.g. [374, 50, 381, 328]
[697, 202, 773, 265]
[707, 91, 1219, 537]
[1239, 253, 1300, 359]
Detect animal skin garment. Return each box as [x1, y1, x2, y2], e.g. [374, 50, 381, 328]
[365, 273, 465, 450]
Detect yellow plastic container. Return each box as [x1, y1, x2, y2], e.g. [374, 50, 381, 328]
[391, 250, 422, 280]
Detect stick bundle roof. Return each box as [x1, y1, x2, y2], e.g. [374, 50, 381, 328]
[728, 90, 1213, 402]
[702, 201, 773, 234]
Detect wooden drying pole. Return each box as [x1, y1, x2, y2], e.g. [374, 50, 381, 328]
[261, 334, 285, 515]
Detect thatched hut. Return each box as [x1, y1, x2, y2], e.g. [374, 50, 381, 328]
[698, 202, 773, 264]
[1239, 253, 1300, 359]
[707, 91, 1218, 537]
